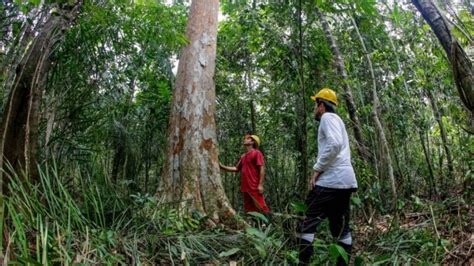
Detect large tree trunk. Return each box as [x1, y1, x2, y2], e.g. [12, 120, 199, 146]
[157, 0, 235, 225]
[0, 2, 82, 192]
[351, 16, 398, 211]
[0, 1, 81, 257]
[317, 9, 369, 162]
[1, 19, 35, 114]
[412, 0, 474, 125]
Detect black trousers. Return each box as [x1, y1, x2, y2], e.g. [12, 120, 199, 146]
[297, 186, 355, 265]
[299, 185, 353, 238]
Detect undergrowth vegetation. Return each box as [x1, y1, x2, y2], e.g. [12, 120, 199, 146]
[2, 162, 471, 265]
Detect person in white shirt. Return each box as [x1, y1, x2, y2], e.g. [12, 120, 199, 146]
[297, 88, 358, 266]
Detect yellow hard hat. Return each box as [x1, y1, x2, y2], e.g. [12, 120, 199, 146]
[310, 88, 338, 106]
[250, 135, 261, 146]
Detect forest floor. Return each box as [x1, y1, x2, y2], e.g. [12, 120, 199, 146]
[353, 202, 473, 265]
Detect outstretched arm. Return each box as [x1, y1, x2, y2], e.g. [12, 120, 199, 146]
[219, 162, 238, 172]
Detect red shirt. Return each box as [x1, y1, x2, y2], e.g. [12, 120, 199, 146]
[236, 149, 264, 192]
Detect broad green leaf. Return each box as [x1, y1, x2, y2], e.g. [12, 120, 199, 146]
[255, 243, 267, 258]
[29, 0, 40, 6]
[247, 211, 269, 223]
[20, 4, 29, 14]
[246, 227, 266, 239]
[328, 244, 348, 264]
[286, 250, 299, 263]
[219, 248, 240, 258]
[351, 196, 362, 207]
[290, 201, 307, 212]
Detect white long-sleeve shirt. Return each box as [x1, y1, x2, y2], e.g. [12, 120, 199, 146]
[313, 112, 358, 189]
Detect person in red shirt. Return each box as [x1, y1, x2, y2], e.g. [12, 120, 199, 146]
[219, 134, 270, 213]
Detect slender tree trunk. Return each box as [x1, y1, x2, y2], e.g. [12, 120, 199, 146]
[387, 34, 410, 94]
[389, 127, 404, 188]
[402, 142, 413, 195]
[144, 130, 151, 192]
[351, 16, 398, 210]
[437, 1, 473, 43]
[295, 0, 308, 194]
[317, 9, 369, 161]
[246, 64, 256, 134]
[437, 145, 444, 186]
[157, 0, 235, 225]
[418, 129, 436, 197]
[0, 2, 82, 192]
[426, 130, 438, 195]
[425, 88, 454, 187]
[111, 125, 126, 185]
[111, 78, 136, 184]
[412, 0, 474, 123]
[387, 33, 412, 186]
[249, 99, 256, 133]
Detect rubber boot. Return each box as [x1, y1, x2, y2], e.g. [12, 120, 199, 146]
[336, 242, 352, 266]
[298, 238, 313, 265]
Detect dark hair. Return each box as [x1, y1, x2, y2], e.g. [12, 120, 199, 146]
[252, 142, 258, 149]
[317, 99, 337, 113]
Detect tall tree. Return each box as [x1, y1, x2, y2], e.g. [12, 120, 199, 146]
[317, 8, 369, 162]
[412, 0, 474, 127]
[157, 0, 235, 225]
[0, 2, 82, 190]
[351, 16, 398, 210]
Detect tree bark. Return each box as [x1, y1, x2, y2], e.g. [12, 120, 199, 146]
[0, 2, 82, 192]
[317, 9, 369, 162]
[412, 0, 474, 123]
[351, 16, 398, 210]
[157, 0, 235, 225]
[1, 19, 34, 113]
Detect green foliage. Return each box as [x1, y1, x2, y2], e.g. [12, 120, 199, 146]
[366, 227, 451, 264]
[1, 0, 472, 264]
[4, 158, 468, 264]
[328, 243, 349, 264]
[38, 0, 188, 194]
[2, 162, 297, 264]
